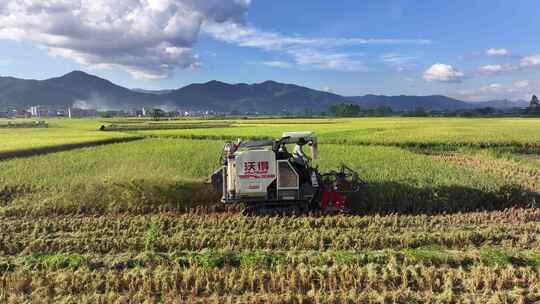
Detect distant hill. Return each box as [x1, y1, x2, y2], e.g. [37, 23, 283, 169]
[41, 71, 159, 110]
[0, 76, 76, 107]
[0, 71, 159, 110]
[0, 70, 526, 112]
[345, 95, 477, 111]
[468, 99, 529, 109]
[0, 72, 347, 112]
[165, 80, 347, 112]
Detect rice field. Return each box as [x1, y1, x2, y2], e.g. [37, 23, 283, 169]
[138, 117, 540, 149]
[2, 210, 540, 303]
[1, 117, 539, 303]
[0, 119, 138, 159]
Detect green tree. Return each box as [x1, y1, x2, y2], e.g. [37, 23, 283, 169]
[150, 108, 165, 121]
[476, 107, 496, 115]
[368, 106, 393, 117]
[530, 94, 539, 108]
[528, 94, 540, 115]
[412, 107, 429, 117]
[328, 103, 361, 117]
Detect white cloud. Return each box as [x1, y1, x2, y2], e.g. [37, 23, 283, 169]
[474, 53, 540, 76]
[0, 1, 431, 76]
[381, 53, 416, 71]
[479, 64, 503, 73]
[203, 21, 431, 50]
[381, 53, 416, 64]
[253, 52, 366, 72]
[423, 64, 465, 82]
[287, 49, 366, 72]
[454, 80, 539, 101]
[203, 21, 429, 71]
[0, 0, 250, 79]
[514, 80, 529, 88]
[486, 48, 508, 56]
[260, 61, 292, 68]
[520, 54, 540, 67]
[479, 83, 504, 92]
[511, 80, 538, 94]
[478, 64, 517, 75]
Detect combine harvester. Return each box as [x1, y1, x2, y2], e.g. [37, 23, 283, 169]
[211, 132, 366, 215]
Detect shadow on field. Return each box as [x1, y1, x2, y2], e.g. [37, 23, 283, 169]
[103, 180, 222, 213]
[0, 180, 221, 216]
[2, 179, 537, 217]
[348, 181, 539, 215]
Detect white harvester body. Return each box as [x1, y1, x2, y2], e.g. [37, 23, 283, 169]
[211, 131, 363, 215]
[233, 149, 277, 197]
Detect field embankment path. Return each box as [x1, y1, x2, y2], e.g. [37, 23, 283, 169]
[0, 136, 144, 161]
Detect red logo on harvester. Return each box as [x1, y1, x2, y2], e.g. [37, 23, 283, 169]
[244, 161, 256, 172]
[244, 161, 269, 173]
[239, 161, 274, 179]
[258, 161, 269, 172]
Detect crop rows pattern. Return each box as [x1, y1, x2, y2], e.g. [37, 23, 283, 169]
[2, 118, 540, 303]
[1, 209, 540, 303]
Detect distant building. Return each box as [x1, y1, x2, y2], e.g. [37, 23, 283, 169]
[54, 108, 66, 117]
[126, 108, 140, 117]
[29, 105, 48, 118]
[69, 107, 98, 117]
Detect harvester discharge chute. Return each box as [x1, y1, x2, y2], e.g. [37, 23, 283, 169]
[211, 132, 366, 216]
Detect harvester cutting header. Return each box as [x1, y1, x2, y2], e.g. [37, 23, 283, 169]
[211, 132, 365, 215]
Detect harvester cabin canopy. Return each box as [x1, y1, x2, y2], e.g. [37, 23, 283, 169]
[237, 131, 317, 149]
[281, 131, 318, 160]
[233, 131, 318, 160]
[281, 132, 317, 145]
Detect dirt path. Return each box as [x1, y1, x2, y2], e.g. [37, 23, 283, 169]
[0, 136, 144, 161]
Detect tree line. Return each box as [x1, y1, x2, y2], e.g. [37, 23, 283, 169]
[321, 95, 540, 117]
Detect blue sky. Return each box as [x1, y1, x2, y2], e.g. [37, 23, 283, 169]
[0, 0, 539, 101]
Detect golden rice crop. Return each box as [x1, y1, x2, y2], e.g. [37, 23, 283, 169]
[1, 117, 540, 302]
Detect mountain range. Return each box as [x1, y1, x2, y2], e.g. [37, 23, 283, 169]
[0, 71, 527, 112]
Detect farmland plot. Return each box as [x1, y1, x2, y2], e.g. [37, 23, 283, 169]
[1, 117, 539, 303]
[138, 117, 540, 149]
[1, 209, 540, 303]
[0, 119, 138, 159]
[1, 138, 536, 216]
